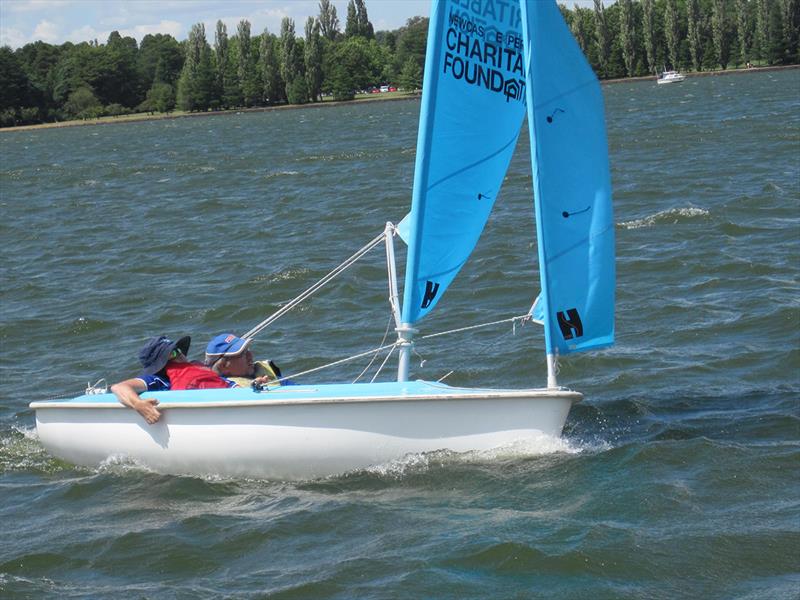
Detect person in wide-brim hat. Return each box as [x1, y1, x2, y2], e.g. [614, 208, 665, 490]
[110, 334, 233, 424]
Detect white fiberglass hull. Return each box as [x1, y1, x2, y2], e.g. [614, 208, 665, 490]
[31, 381, 580, 480]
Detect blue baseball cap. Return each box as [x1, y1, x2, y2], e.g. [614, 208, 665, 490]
[138, 335, 191, 376]
[205, 333, 251, 365]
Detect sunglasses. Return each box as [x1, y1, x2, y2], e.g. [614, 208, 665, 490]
[170, 348, 183, 359]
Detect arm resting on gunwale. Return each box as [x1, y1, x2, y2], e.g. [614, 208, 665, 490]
[111, 378, 161, 425]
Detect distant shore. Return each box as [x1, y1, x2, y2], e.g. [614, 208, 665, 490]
[602, 63, 798, 85]
[2, 64, 797, 134]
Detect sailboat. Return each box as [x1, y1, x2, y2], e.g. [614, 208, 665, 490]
[30, 0, 614, 481]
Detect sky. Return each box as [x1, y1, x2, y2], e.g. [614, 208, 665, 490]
[0, 0, 432, 49]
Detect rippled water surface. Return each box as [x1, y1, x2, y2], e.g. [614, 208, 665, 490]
[1, 69, 798, 598]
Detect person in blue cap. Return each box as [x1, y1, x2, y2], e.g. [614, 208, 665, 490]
[111, 335, 235, 423]
[204, 333, 284, 387]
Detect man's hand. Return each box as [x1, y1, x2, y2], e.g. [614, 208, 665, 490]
[134, 398, 161, 424]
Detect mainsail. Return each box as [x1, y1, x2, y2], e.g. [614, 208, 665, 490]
[521, 0, 615, 356]
[400, 0, 528, 325]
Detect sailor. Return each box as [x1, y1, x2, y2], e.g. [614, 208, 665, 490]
[204, 333, 284, 387]
[111, 335, 235, 424]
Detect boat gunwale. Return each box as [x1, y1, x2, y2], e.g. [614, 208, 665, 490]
[30, 387, 583, 410]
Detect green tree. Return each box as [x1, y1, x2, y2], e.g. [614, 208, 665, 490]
[99, 31, 140, 107]
[63, 85, 102, 118]
[735, 0, 753, 64]
[16, 41, 64, 115]
[392, 17, 428, 83]
[712, 0, 733, 68]
[779, 0, 800, 62]
[642, 0, 658, 73]
[0, 47, 31, 115]
[345, 0, 359, 38]
[355, 0, 375, 39]
[755, 0, 773, 62]
[237, 20, 259, 106]
[594, 0, 611, 77]
[687, 0, 704, 70]
[318, 0, 340, 41]
[140, 81, 175, 112]
[139, 34, 182, 86]
[281, 18, 307, 104]
[398, 56, 422, 91]
[176, 23, 215, 111]
[665, 0, 681, 68]
[304, 17, 323, 101]
[259, 30, 284, 104]
[214, 21, 230, 103]
[619, 0, 637, 76]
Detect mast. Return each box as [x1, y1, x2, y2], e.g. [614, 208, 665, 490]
[520, 1, 557, 389]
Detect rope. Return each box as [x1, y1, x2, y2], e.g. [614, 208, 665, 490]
[419, 313, 532, 340]
[243, 230, 387, 340]
[352, 313, 394, 384]
[370, 343, 397, 383]
[274, 341, 399, 384]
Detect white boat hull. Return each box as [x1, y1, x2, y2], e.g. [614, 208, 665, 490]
[31, 381, 580, 480]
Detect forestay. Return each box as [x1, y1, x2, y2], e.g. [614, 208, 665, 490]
[400, 0, 528, 324]
[521, 0, 615, 355]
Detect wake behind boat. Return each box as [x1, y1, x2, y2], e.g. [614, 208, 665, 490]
[31, 0, 615, 480]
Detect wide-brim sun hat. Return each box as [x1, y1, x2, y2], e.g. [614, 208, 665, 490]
[138, 335, 191, 376]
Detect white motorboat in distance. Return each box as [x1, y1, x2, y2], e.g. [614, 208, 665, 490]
[657, 70, 687, 84]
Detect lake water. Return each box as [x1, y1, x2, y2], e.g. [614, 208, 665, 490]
[1, 68, 798, 598]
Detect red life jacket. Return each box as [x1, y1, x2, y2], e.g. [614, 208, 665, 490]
[165, 362, 230, 390]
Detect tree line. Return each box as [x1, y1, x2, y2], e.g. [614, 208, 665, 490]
[1, 0, 798, 128]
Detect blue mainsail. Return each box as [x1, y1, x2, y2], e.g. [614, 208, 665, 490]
[520, 0, 615, 355]
[400, 0, 527, 324]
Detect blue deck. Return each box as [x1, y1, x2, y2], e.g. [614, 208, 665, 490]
[30, 380, 546, 409]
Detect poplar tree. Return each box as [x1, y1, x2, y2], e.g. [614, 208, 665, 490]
[345, 0, 359, 38]
[259, 29, 284, 104]
[593, 0, 611, 77]
[214, 21, 230, 105]
[735, 0, 752, 64]
[687, 0, 704, 70]
[281, 18, 307, 104]
[665, 0, 681, 68]
[304, 17, 323, 102]
[780, 0, 799, 62]
[755, 0, 772, 62]
[712, 0, 732, 69]
[355, 0, 375, 39]
[177, 23, 214, 111]
[570, 6, 592, 56]
[318, 0, 340, 41]
[642, 0, 658, 73]
[214, 20, 228, 95]
[237, 20, 259, 106]
[619, 0, 637, 77]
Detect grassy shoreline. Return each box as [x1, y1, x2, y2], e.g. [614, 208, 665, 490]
[2, 64, 796, 134]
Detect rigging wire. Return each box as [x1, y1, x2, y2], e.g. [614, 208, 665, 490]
[352, 313, 395, 384]
[243, 230, 387, 340]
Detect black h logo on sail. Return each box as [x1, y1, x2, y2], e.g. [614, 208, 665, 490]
[421, 280, 440, 309]
[557, 308, 584, 340]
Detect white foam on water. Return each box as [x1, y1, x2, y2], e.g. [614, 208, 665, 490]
[264, 170, 300, 179]
[360, 432, 585, 479]
[620, 206, 709, 229]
